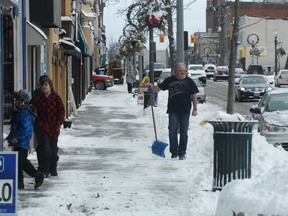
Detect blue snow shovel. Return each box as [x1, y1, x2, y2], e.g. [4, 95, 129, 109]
[149, 88, 168, 158]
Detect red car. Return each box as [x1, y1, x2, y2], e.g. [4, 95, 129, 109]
[91, 73, 114, 90]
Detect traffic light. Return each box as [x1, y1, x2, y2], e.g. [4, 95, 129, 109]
[159, 34, 164, 43]
[184, 31, 188, 50]
[190, 34, 196, 43]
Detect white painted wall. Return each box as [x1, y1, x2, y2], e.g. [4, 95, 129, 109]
[239, 16, 288, 72]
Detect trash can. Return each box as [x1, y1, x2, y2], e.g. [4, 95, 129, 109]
[133, 80, 139, 88]
[143, 92, 157, 109]
[143, 91, 151, 109]
[208, 121, 258, 191]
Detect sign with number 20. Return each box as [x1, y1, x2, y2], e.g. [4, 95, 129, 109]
[0, 153, 18, 215]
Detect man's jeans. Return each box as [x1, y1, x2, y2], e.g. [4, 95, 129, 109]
[168, 113, 190, 156]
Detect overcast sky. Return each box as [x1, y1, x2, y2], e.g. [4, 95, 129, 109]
[103, 0, 207, 49]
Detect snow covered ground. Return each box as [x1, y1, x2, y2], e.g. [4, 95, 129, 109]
[3, 83, 288, 216]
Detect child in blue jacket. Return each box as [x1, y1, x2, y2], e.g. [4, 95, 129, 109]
[6, 90, 44, 189]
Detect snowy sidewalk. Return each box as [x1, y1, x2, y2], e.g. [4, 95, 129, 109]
[17, 84, 219, 216]
[16, 84, 288, 216]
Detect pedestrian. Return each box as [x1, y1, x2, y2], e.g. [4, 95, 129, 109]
[139, 73, 150, 87]
[30, 74, 49, 113]
[6, 90, 44, 189]
[150, 63, 199, 160]
[126, 67, 136, 93]
[100, 64, 107, 75]
[34, 78, 65, 178]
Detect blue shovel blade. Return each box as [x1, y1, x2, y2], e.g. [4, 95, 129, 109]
[151, 140, 169, 158]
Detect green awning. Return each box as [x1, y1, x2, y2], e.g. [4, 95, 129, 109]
[76, 26, 90, 57]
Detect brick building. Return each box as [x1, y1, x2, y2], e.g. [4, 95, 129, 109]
[206, 0, 288, 68]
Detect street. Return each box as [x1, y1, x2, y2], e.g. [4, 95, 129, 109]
[205, 79, 258, 117]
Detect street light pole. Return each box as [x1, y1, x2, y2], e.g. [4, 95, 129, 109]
[274, 30, 278, 76]
[176, 0, 184, 63]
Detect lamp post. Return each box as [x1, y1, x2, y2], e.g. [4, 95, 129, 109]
[274, 30, 278, 76]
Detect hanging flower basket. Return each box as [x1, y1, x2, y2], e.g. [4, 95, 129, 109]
[146, 14, 163, 28]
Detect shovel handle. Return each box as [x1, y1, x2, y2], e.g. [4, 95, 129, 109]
[150, 92, 158, 141]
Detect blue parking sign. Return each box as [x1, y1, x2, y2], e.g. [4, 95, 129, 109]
[0, 156, 4, 172]
[0, 152, 18, 216]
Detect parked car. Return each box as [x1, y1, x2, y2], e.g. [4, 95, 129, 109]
[234, 74, 272, 102]
[247, 65, 264, 75]
[274, 69, 288, 87]
[187, 64, 206, 85]
[249, 88, 288, 151]
[204, 64, 216, 79]
[213, 66, 229, 81]
[192, 78, 206, 104]
[145, 63, 166, 82]
[91, 72, 114, 90]
[235, 67, 245, 78]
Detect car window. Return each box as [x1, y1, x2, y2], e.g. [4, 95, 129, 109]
[281, 70, 288, 75]
[267, 94, 288, 111]
[154, 64, 165, 69]
[241, 76, 267, 84]
[217, 67, 228, 71]
[258, 94, 269, 108]
[189, 66, 204, 70]
[192, 78, 201, 87]
[161, 72, 171, 80]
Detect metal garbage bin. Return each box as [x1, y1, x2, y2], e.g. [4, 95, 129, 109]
[208, 121, 258, 191]
[133, 80, 139, 89]
[143, 92, 157, 109]
[143, 91, 151, 109]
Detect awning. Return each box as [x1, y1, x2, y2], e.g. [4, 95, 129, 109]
[57, 37, 81, 59]
[26, 21, 47, 46]
[0, 0, 18, 7]
[75, 27, 90, 57]
[81, 4, 96, 19]
[61, 16, 72, 22]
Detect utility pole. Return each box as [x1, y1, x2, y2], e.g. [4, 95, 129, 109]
[166, 0, 176, 74]
[227, 0, 240, 114]
[176, 0, 184, 63]
[219, 0, 225, 66]
[149, 27, 155, 84]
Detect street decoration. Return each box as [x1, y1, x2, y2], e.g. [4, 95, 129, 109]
[247, 33, 260, 64]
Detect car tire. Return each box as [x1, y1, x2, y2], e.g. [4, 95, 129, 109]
[94, 81, 104, 90]
[213, 77, 217, 82]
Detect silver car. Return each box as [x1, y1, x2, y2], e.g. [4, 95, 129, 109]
[158, 68, 172, 83]
[275, 69, 288, 87]
[192, 78, 206, 104]
[187, 64, 207, 85]
[250, 88, 288, 151]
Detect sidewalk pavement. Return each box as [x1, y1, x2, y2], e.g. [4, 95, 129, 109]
[17, 84, 218, 216]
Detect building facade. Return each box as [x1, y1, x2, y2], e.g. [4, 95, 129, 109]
[205, 0, 288, 69]
[1, 0, 106, 149]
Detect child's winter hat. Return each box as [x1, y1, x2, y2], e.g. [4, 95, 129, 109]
[39, 74, 49, 82]
[13, 90, 32, 104]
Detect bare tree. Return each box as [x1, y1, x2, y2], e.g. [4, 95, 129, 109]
[107, 37, 121, 60]
[227, 0, 240, 114]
